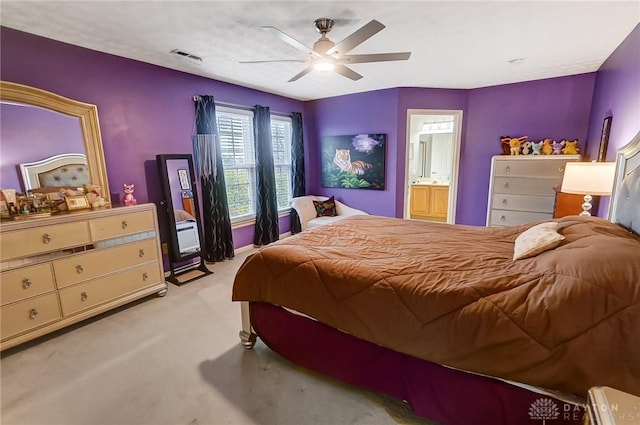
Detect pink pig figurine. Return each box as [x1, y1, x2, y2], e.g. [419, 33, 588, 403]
[123, 183, 137, 206]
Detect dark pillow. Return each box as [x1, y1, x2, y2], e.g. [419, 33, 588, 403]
[313, 196, 337, 217]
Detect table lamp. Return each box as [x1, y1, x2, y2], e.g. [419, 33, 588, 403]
[560, 162, 616, 216]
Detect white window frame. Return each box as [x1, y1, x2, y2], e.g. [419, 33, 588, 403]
[216, 106, 256, 224]
[215, 106, 294, 225]
[270, 115, 293, 213]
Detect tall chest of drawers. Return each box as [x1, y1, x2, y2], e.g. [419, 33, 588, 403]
[0, 203, 167, 350]
[486, 155, 580, 227]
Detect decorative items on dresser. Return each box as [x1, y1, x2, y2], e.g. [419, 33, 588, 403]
[0, 204, 167, 350]
[486, 155, 580, 226]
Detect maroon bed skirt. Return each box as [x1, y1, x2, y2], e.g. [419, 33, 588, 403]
[250, 302, 586, 425]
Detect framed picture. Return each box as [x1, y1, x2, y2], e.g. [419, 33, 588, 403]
[321, 134, 386, 190]
[178, 169, 190, 190]
[598, 116, 612, 162]
[65, 195, 90, 211]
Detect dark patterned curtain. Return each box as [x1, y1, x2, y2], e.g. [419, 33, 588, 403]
[253, 105, 279, 246]
[193, 96, 234, 261]
[290, 112, 306, 234]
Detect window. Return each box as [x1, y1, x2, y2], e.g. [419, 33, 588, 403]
[271, 116, 293, 211]
[216, 107, 293, 222]
[216, 107, 256, 221]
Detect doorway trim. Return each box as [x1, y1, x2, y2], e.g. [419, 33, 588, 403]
[404, 109, 463, 223]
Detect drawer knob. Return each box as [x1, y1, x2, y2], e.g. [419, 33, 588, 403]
[29, 308, 39, 320]
[139, 249, 145, 258]
[142, 272, 149, 281]
[559, 167, 564, 172]
[501, 199, 508, 205]
[500, 215, 506, 221]
[76, 265, 84, 274]
[503, 182, 509, 188]
[22, 278, 32, 289]
[505, 166, 511, 172]
[42, 233, 51, 244]
[121, 220, 128, 229]
[81, 292, 88, 302]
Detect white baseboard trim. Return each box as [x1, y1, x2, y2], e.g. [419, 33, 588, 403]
[235, 231, 292, 254]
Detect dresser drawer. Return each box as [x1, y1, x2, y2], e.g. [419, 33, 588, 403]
[58, 263, 162, 316]
[493, 158, 577, 177]
[0, 222, 91, 261]
[491, 194, 555, 213]
[1, 263, 55, 306]
[53, 238, 159, 288]
[489, 209, 553, 226]
[89, 210, 155, 241]
[492, 176, 561, 196]
[1, 293, 61, 341]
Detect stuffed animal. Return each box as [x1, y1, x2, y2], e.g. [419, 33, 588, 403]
[123, 183, 137, 206]
[541, 139, 553, 155]
[500, 135, 528, 156]
[84, 184, 106, 208]
[530, 141, 542, 155]
[521, 141, 532, 155]
[562, 139, 580, 155]
[500, 137, 511, 155]
[551, 140, 565, 155]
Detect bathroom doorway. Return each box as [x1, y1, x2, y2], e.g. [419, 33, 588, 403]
[404, 109, 462, 223]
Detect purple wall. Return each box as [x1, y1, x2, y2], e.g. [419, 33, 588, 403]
[1, 103, 83, 190]
[586, 24, 640, 216]
[305, 89, 400, 217]
[461, 73, 597, 225]
[2, 23, 637, 238]
[1, 27, 305, 249]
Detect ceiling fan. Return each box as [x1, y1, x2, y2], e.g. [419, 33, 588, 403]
[240, 18, 411, 82]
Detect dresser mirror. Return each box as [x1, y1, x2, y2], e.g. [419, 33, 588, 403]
[156, 154, 211, 285]
[0, 81, 110, 203]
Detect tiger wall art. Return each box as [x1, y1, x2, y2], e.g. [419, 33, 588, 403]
[321, 134, 386, 190]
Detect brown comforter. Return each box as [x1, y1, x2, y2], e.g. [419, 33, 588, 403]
[232, 216, 640, 396]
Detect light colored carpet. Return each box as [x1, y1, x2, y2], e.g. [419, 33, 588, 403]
[1, 248, 438, 425]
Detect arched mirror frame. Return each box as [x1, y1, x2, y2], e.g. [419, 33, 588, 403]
[0, 81, 111, 203]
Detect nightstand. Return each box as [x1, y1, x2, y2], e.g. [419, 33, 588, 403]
[586, 386, 640, 425]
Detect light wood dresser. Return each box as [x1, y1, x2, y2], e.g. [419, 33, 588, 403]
[0, 203, 167, 350]
[486, 155, 580, 227]
[410, 184, 449, 222]
[586, 386, 640, 425]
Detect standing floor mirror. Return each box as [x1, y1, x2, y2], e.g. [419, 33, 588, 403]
[156, 154, 212, 285]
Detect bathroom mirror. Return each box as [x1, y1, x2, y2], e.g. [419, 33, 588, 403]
[156, 154, 211, 285]
[0, 81, 110, 202]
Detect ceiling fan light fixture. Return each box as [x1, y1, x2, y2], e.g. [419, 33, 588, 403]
[314, 61, 335, 72]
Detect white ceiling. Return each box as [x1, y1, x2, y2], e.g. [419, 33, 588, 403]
[1, 1, 638, 101]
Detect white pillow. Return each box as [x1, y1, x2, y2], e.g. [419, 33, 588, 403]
[513, 222, 565, 260]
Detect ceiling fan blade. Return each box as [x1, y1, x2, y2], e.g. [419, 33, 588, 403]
[339, 52, 411, 64]
[288, 66, 314, 82]
[333, 64, 363, 81]
[239, 59, 308, 64]
[262, 26, 320, 57]
[326, 19, 385, 56]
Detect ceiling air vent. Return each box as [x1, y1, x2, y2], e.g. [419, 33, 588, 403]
[170, 49, 203, 63]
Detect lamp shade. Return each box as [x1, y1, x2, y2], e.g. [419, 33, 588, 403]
[561, 162, 616, 195]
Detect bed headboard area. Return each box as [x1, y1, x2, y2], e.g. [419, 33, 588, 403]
[609, 131, 640, 235]
[19, 153, 89, 191]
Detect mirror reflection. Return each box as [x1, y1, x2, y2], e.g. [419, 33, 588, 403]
[1, 101, 85, 192]
[166, 159, 201, 256]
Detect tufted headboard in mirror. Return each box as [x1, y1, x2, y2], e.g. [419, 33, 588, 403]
[19, 153, 89, 191]
[0, 81, 110, 203]
[609, 131, 640, 235]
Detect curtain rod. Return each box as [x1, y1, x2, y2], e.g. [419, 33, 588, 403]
[192, 96, 294, 117]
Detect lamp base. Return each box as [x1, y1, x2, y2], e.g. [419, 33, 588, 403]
[579, 194, 593, 216]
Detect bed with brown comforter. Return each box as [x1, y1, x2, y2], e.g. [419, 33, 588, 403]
[232, 215, 640, 398]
